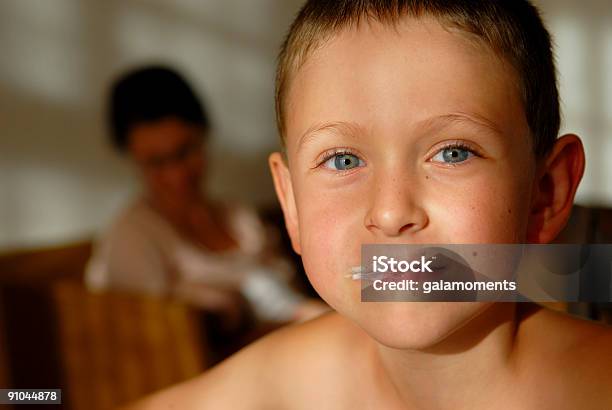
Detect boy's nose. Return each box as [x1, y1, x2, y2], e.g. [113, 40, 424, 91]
[364, 174, 428, 238]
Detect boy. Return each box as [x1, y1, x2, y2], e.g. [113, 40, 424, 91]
[127, 1, 611, 408]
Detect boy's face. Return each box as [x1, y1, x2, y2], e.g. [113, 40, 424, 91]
[273, 17, 539, 348]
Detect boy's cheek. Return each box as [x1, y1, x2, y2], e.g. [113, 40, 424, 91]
[297, 198, 363, 303]
[425, 171, 532, 243]
[441, 200, 526, 243]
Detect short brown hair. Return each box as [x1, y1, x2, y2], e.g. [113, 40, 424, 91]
[275, 0, 559, 158]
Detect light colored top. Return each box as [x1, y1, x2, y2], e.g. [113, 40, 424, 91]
[85, 198, 303, 321]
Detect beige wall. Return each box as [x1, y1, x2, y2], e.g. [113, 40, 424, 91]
[1, 0, 610, 250]
[0, 0, 302, 250]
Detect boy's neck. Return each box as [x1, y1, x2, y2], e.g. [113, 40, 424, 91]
[374, 303, 527, 410]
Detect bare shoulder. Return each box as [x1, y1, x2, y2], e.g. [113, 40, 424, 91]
[121, 312, 369, 410]
[524, 305, 612, 357]
[519, 305, 612, 405]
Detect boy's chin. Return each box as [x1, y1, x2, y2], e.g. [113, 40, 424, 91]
[348, 301, 491, 350]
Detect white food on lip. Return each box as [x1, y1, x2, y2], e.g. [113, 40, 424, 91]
[346, 266, 380, 280]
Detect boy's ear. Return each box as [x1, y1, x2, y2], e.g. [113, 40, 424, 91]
[268, 152, 302, 254]
[527, 134, 585, 243]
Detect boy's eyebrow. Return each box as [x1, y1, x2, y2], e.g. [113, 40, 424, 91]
[421, 112, 504, 136]
[296, 112, 504, 152]
[297, 121, 365, 152]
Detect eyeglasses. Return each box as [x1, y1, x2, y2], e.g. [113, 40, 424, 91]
[140, 139, 203, 170]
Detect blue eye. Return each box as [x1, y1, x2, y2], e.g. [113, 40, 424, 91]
[323, 153, 365, 171]
[432, 145, 475, 164]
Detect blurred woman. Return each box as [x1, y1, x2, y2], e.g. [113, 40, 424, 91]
[85, 65, 326, 325]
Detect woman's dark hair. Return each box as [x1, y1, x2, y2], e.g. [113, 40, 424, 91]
[108, 65, 211, 151]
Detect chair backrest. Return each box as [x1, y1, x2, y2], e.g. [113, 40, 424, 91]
[51, 279, 207, 409]
[0, 242, 208, 409]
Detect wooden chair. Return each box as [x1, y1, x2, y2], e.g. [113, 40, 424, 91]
[0, 242, 208, 409]
[51, 279, 206, 409]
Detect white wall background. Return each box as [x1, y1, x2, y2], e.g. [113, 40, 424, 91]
[0, 0, 610, 250]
